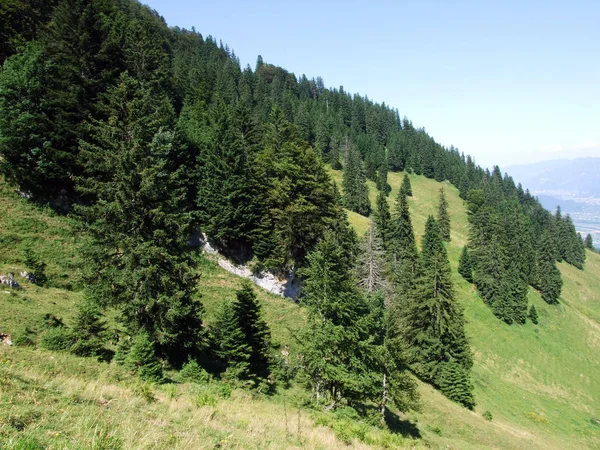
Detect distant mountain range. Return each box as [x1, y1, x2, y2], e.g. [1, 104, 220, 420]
[506, 157, 600, 203]
[507, 158, 600, 247]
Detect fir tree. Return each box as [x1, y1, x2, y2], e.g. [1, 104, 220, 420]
[438, 359, 475, 409]
[70, 299, 108, 358]
[585, 233, 594, 251]
[76, 74, 205, 366]
[232, 281, 272, 382]
[536, 231, 563, 305]
[373, 191, 392, 249]
[212, 301, 251, 381]
[342, 142, 371, 216]
[437, 188, 451, 242]
[125, 332, 164, 383]
[528, 305, 539, 324]
[404, 216, 474, 407]
[458, 246, 473, 283]
[389, 187, 418, 294]
[400, 173, 413, 197]
[300, 230, 377, 408]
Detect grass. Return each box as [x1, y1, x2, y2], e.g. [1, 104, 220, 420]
[1, 171, 600, 449]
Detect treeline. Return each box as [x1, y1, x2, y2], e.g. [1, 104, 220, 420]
[0, 0, 588, 416]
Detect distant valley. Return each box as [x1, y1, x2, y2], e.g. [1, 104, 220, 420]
[507, 158, 600, 247]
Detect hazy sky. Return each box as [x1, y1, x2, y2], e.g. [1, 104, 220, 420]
[142, 0, 599, 169]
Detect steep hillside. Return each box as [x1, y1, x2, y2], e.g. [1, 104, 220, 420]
[1, 173, 599, 449]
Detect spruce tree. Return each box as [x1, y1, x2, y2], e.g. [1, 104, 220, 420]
[437, 188, 451, 242]
[585, 234, 594, 251]
[458, 246, 473, 283]
[212, 301, 251, 381]
[389, 187, 418, 294]
[232, 281, 272, 382]
[438, 359, 475, 409]
[300, 230, 377, 408]
[125, 332, 164, 383]
[342, 142, 371, 216]
[70, 299, 108, 358]
[76, 74, 205, 366]
[536, 231, 563, 305]
[196, 101, 260, 254]
[404, 216, 474, 407]
[528, 305, 539, 324]
[373, 192, 392, 249]
[400, 173, 413, 197]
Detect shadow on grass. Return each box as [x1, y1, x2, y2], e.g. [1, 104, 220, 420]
[384, 409, 421, 439]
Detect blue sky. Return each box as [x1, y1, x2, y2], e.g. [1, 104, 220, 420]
[142, 0, 599, 169]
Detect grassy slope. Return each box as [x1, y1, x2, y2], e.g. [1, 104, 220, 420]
[1, 171, 599, 449]
[329, 167, 600, 449]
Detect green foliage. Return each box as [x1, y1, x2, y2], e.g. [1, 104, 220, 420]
[40, 326, 74, 351]
[404, 216, 474, 406]
[373, 191, 392, 248]
[24, 249, 47, 286]
[12, 328, 37, 347]
[438, 359, 475, 409]
[76, 73, 205, 366]
[124, 332, 164, 383]
[69, 299, 109, 358]
[212, 301, 251, 382]
[483, 410, 493, 421]
[176, 359, 211, 384]
[437, 188, 451, 241]
[342, 142, 371, 216]
[400, 173, 412, 197]
[388, 188, 418, 294]
[585, 234, 594, 251]
[458, 246, 473, 283]
[528, 305, 539, 324]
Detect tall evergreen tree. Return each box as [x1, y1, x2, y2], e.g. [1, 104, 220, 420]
[76, 74, 204, 366]
[458, 246, 473, 283]
[437, 188, 451, 242]
[585, 233, 595, 251]
[232, 281, 272, 382]
[535, 231, 563, 305]
[404, 216, 474, 408]
[212, 301, 251, 381]
[373, 192, 392, 249]
[400, 173, 413, 197]
[300, 230, 377, 408]
[388, 187, 418, 294]
[342, 142, 371, 216]
[528, 304, 539, 324]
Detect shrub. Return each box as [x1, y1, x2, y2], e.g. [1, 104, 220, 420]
[125, 332, 163, 383]
[70, 300, 108, 358]
[40, 327, 73, 351]
[175, 358, 210, 384]
[483, 410, 493, 421]
[12, 328, 36, 347]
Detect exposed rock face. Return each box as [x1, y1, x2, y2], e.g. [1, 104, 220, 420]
[198, 233, 302, 300]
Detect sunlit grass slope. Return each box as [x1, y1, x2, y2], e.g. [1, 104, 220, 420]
[1, 171, 600, 449]
[329, 166, 600, 449]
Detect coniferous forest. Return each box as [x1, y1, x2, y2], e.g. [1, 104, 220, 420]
[0, 0, 592, 442]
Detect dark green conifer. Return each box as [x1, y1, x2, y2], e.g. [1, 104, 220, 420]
[342, 142, 371, 216]
[585, 234, 594, 251]
[125, 332, 164, 383]
[76, 74, 205, 366]
[528, 305, 539, 324]
[438, 359, 475, 409]
[389, 188, 418, 293]
[232, 281, 271, 381]
[373, 192, 392, 248]
[437, 188, 451, 242]
[458, 246, 473, 283]
[404, 216, 474, 407]
[537, 231, 563, 305]
[400, 173, 413, 197]
[70, 299, 108, 358]
[212, 301, 251, 381]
